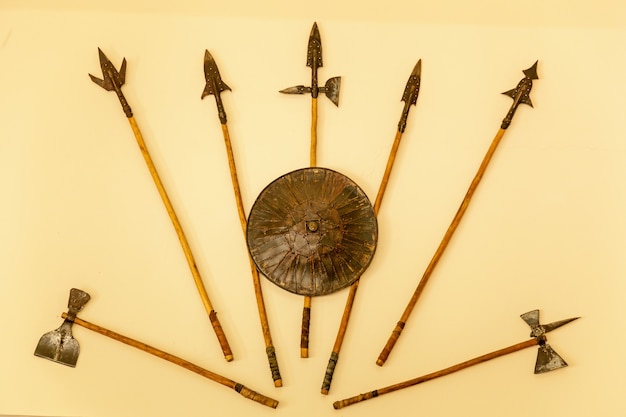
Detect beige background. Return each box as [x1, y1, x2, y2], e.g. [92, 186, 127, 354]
[1, 1, 625, 416]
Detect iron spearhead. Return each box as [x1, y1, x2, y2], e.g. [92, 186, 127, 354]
[89, 48, 126, 91]
[201, 50, 231, 124]
[398, 59, 422, 133]
[520, 309, 579, 374]
[307, 22, 323, 70]
[89, 48, 132, 117]
[500, 60, 539, 129]
[280, 22, 341, 106]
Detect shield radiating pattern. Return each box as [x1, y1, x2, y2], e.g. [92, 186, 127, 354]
[246, 167, 378, 296]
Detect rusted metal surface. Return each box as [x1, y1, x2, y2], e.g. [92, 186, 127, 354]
[247, 167, 377, 296]
[520, 309, 579, 373]
[34, 288, 91, 367]
[500, 60, 538, 129]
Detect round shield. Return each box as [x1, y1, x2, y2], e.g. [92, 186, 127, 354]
[246, 167, 378, 296]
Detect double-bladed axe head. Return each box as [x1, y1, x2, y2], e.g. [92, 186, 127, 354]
[34, 288, 91, 367]
[520, 309, 579, 374]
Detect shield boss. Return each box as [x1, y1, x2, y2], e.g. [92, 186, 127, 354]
[246, 167, 378, 296]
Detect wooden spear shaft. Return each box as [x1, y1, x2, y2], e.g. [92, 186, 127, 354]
[376, 127, 506, 366]
[61, 313, 278, 408]
[219, 123, 282, 387]
[90, 49, 233, 362]
[334, 337, 538, 409]
[127, 116, 233, 362]
[376, 61, 539, 365]
[300, 96, 318, 358]
[202, 49, 281, 384]
[321, 58, 422, 395]
[321, 129, 404, 394]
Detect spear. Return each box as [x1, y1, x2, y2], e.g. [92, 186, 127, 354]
[89, 48, 233, 362]
[334, 309, 578, 409]
[201, 50, 282, 386]
[280, 22, 341, 358]
[376, 61, 540, 367]
[321, 59, 422, 394]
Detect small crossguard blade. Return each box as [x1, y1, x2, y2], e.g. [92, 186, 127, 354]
[89, 48, 126, 91]
[279, 76, 341, 106]
[201, 49, 231, 99]
[520, 309, 579, 374]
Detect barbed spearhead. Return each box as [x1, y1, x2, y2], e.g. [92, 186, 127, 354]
[398, 59, 422, 133]
[500, 60, 539, 129]
[201, 50, 231, 99]
[88, 48, 132, 117]
[520, 309, 579, 374]
[89, 48, 126, 92]
[201, 50, 231, 124]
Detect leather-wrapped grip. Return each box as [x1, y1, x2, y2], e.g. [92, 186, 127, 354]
[266, 346, 282, 387]
[376, 321, 405, 366]
[235, 384, 279, 408]
[209, 311, 233, 362]
[321, 351, 338, 394]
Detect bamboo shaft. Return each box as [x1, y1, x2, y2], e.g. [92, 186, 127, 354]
[127, 116, 233, 362]
[301, 96, 319, 358]
[334, 337, 538, 409]
[310, 97, 318, 166]
[220, 123, 282, 387]
[62, 313, 278, 409]
[376, 127, 507, 366]
[321, 130, 405, 394]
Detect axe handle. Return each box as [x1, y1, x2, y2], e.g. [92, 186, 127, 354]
[334, 337, 538, 409]
[62, 313, 278, 409]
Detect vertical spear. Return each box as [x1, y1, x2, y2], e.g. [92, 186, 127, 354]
[201, 50, 282, 386]
[321, 59, 422, 394]
[89, 48, 233, 362]
[376, 61, 540, 366]
[280, 22, 341, 358]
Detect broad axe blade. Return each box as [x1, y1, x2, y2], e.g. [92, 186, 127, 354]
[201, 49, 231, 99]
[34, 289, 91, 367]
[89, 48, 127, 91]
[535, 343, 569, 374]
[322, 76, 341, 106]
[520, 309, 579, 374]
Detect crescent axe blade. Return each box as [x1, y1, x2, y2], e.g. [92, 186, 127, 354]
[520, 309, 579, 374]
[34, 288, 91, 367]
